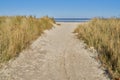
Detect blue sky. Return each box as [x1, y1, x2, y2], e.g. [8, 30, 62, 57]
[0, 0, 120, 18]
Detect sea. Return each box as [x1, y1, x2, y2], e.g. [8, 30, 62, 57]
[55, 18, 91, 22]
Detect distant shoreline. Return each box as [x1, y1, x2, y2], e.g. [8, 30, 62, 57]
[55, 18, 91, 22]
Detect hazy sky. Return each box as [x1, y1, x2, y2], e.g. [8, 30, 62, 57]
[0, 0, 120, 18]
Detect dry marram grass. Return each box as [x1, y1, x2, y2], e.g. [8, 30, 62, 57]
[74, 18, 120, 79]
[0, 16, 55, 63]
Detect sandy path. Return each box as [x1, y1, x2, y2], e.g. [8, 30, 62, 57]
[0, 22, 109, 80]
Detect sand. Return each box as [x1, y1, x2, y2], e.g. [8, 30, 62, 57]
[0, 22, 109, 80]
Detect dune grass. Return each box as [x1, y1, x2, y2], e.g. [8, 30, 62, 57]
[74, 18, 120, 79]
[0, 16, 55, 64]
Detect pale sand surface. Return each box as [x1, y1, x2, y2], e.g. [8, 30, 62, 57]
[0, 22, 109, 80]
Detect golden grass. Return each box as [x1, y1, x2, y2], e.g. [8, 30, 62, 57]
[0, 16, 55, 63]
[74, 18, 120, 79]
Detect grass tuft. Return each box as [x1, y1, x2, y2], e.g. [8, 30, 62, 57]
[74, 18, 120, 79]
[0, 16, 55, 64]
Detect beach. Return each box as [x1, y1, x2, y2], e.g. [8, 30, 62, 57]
[0, 22, 109, 80]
